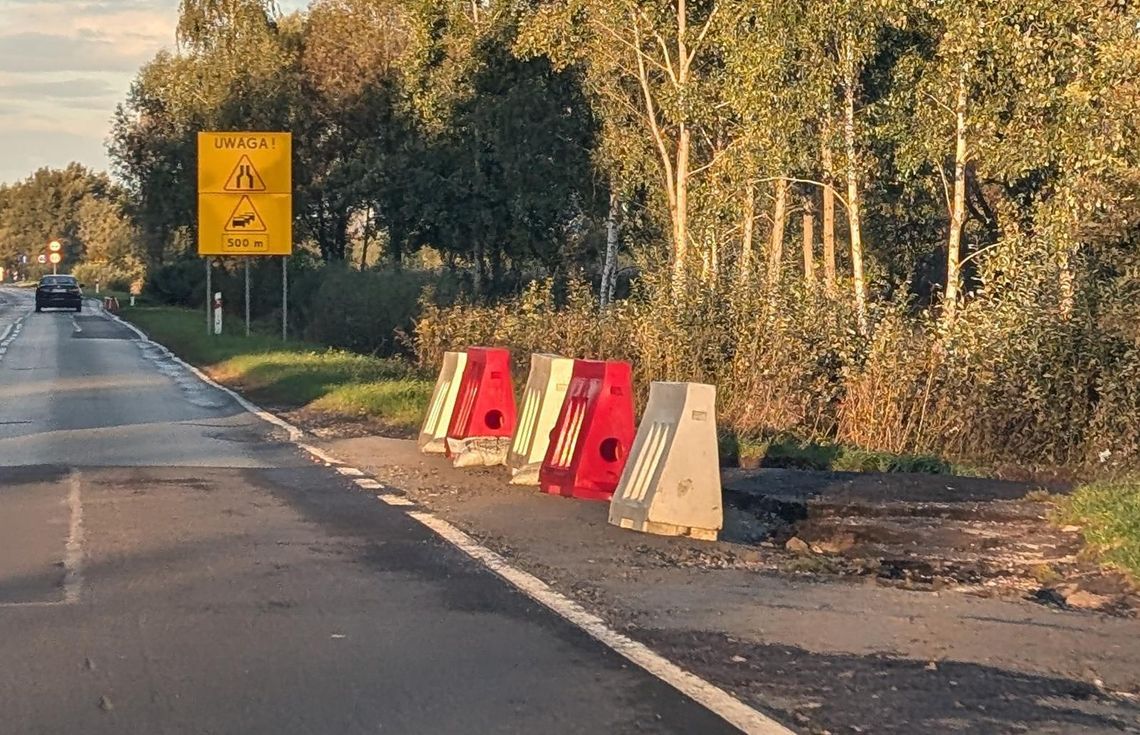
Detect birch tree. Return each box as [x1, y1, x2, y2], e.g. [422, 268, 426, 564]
[518, 0, 735, 290]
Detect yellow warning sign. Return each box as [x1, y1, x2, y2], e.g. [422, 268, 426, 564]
[198, 194, 291, 256]
[197, 132, 291, 194]
[224, 156, 267, 192]
[197, 131, 292, 256]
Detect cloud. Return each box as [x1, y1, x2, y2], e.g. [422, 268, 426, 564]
[0, 31, 158, 73]
[0, 0, 320, 183]
[0, 127, 106, 184]
[0, 78, 117, 100]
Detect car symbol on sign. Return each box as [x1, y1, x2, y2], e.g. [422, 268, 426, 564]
[231, 213, 257, 228]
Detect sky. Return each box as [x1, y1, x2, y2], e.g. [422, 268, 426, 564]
[0, 0, 304, 186]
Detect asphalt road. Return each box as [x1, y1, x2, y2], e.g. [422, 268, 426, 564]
[0, 287, 737, 734]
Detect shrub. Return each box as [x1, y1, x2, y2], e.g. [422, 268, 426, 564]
[146, 259, 207, 307]
[73, 257, 146, 293]
[414, 261, 1140, 472]
[302, 266, 435, 357]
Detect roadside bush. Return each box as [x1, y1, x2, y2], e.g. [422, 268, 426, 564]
[416, 269, 863, 437]
[301, 266, 432, 356]
[73, 257, 146, 293]
[415, 260, 1140, 472]
[146, 259, 207, 307]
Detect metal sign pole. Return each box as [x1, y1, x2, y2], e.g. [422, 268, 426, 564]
[281, 256, 288, 342]
[244, 258, 251, 337]
[205, 258, 212, 336]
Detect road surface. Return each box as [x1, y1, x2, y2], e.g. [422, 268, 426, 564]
[0, 287, 739, 734]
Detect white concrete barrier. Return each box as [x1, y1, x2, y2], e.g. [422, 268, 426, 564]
[609, 382, 722, 541]
[418, 350, 468, 454]
[507, 354, 574, 484]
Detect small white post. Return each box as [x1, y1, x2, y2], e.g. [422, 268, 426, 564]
[213, 291, 223, 335]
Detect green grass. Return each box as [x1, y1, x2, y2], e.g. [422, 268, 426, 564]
[719, 432, 957, 474]
[122, 304, 433, 435]
[1060, 479, 1140, 580]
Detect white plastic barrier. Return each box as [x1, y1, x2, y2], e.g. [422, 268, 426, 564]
[507, 353, 574, 484]
[608, 382, 722, 541]
[418, 350, 468, 454]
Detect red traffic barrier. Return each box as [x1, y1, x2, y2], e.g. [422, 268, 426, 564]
[445, 347, 517, 453]
[103, 296, 120, 314]
[539, 359, 635, 501]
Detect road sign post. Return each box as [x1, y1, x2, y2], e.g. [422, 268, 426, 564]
[48, 240, 62, 275]
[282, 257, 288, 342]
[197, 132, 292, 338]
[205, 260, 212, 336]
[245, 258, 251, 338]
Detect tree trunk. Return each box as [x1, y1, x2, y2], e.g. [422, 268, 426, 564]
[802, 201, 816, 287]
[601, 190, 620, 308]
[670, 0, 690, 291]
[843, 35, 867, 333]
[768, 177, 788, 288]
[672, 125, 690, 290]
[388, 224, 403, 271]
[944, 69, 968, 328]
[489, 247, 504, 293]
[472, 241, 485, 297]
[821, 124, 837, 293]
[739, 183, 756, 283]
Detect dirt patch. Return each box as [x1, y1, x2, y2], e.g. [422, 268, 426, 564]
[727, 469, 1136, 610]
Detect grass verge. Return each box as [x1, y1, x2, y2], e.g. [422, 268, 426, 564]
[121, 304, 433, 435]
[719, 432, 960, 474]
[1060, 479, 1140, 581]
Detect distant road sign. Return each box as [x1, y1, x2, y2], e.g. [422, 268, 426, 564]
[48, 240, 62, 253]
[197, 132, 291, 256]
[49, 253, 61, 265]
[37, 254, 47, 265]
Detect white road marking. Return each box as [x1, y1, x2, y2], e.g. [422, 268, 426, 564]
[0, 316, 25, 351]
[71, 317, 83, 334]
[354, 478, 383, 490]
[63, 471, 85, 604]
[97, 303, 793, 734]
[406, 511, 793, 734]
[0, 470, 86, 610]
[335, 466, 364, 477]
[298, 443, 342, 465]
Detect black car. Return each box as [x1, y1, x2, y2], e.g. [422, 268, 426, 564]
[35, 275, 83, 312]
